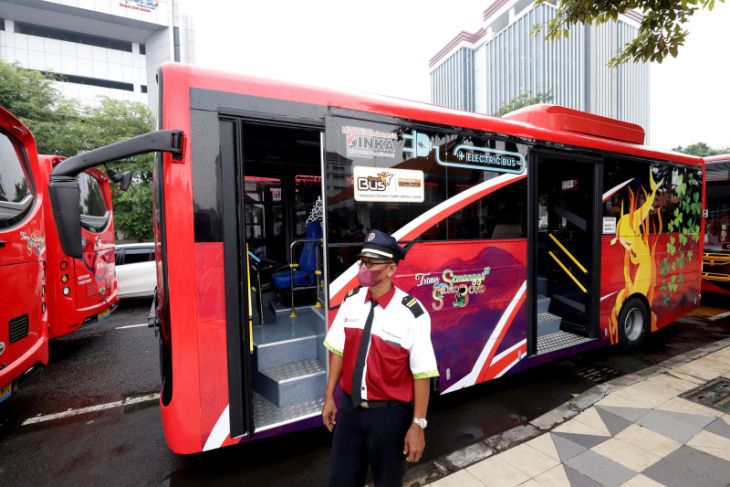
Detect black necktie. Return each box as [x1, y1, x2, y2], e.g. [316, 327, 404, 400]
[351, 300, 377, 407]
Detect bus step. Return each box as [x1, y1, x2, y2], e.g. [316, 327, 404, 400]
[537, 295, 551, 314]
[254, 358, 326, 407]
[537, 277, 548, 296]
[537, 312, 562, 335]
[254, 334, 319, 370]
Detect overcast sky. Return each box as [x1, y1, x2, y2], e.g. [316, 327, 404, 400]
[184, 1, 730, 151]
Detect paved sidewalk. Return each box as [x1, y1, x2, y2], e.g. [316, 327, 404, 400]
[426, 342, 730, 487]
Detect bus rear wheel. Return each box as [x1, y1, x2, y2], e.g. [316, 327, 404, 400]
[618, 297, 649, 350]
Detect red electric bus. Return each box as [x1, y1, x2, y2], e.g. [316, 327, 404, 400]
[0, 107, 49, 404]
[40, 156, 118, 338]
[49, 64, 705, 454]
[702, 154, 730, 295]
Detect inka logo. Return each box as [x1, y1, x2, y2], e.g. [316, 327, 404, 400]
[357, 172, 393, 192]
[342, 126, 397, 158]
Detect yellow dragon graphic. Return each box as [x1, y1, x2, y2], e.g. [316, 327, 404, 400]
[608, 171, 663, 344]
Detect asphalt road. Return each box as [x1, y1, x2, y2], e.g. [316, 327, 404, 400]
[1, 296, 729, 487]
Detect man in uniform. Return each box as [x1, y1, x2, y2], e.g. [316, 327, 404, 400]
[322, 229, 439, 487]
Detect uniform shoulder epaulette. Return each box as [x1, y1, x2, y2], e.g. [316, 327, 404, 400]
[401, 295, 424, 318]
[345, 286, 362, 300]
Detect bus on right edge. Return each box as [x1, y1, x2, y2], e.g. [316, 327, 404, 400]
[703, 155, 730, 296]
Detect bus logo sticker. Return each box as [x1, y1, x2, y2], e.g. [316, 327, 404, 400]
[19, 232, 45, 257]
[353, 166, 424, 203]
[403, 129, 526, 175]
[415, 267, 491, 311]
[342, 125, 397, 159]
[447, 145, 525, 174]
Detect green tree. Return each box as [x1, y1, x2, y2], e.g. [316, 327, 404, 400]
[534, 0, 726, 66]
[496, 91, 554, 116]
[0, 59, 155, 241]
[672, 142, 730, 157]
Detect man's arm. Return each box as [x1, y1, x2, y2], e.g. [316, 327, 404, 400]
[322, 353, 343, 432]
[404, 378, 429, 462]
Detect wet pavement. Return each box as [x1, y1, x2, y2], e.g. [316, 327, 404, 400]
[0, 297, 728, 487]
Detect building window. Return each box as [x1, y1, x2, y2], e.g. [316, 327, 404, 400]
[40, 70, 134, 92]
[0, 18, 5, 31]
[15, 21, 133, 53]
[173, 26, 181, 62]
[139, 43, 146, 55]
[141, 85, 148, 93]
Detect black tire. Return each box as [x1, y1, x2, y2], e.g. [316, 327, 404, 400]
[618, 297, 649, 350]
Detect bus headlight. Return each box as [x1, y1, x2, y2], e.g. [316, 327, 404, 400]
[61, 274, 69, 283]
[62, 286, 70, 296]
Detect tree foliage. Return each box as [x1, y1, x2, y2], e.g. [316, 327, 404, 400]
[0, 59, 155, 241]
[534, 0, 726, 67]
[496, 91, 554, 116]
[672, 142, 730, 157]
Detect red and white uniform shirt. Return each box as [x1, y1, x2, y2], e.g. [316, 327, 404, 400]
[324, 286, 439, 403]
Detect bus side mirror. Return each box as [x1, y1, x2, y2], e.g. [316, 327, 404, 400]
[119, 171, 133, 192]
[49, 176, 83, 258]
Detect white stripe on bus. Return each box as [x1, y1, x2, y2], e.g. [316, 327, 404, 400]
[443, 281, 527, 394]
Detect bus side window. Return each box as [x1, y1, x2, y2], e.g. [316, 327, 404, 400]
[78, 172, 109, 233]
[0, 131, 34, 228]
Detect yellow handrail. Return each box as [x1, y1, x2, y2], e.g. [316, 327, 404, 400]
[703, 252, 730, 266]
[549, 251, 588, 293]
[702, 272, 730, 282]
[245, 243, 254, 353]
[549, 233, 588, 274]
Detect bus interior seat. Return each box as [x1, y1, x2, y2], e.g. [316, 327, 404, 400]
[271, 221, 323, 290]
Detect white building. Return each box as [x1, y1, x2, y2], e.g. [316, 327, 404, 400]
[430, 0, 649, 132]
[0, 0, 195, 110]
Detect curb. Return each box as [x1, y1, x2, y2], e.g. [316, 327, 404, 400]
[403, 335, 730, 486]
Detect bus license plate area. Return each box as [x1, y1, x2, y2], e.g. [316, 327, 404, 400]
[97, 308, 111, 320]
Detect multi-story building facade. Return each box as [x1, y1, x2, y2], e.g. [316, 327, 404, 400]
[0, 0, 194, 110]
[430, 0, 649, 131]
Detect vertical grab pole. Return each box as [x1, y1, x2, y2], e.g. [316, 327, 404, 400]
[289, 242, 298, 318]
[314, 240, 323, 308]
[245, 244, 254, 353]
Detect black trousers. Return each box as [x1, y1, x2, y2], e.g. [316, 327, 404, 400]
[329, 391, 412, 487]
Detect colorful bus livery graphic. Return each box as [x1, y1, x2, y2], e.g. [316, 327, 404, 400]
[415, 266, 492, 311]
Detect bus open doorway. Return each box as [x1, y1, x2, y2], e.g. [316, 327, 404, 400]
[222, 119, 328, 433]
[531, 153, 600, 355]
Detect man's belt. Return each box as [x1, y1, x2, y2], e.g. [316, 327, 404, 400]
[344, 392, 407, 409]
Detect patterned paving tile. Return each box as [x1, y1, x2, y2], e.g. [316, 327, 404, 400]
[595, 405, 650, 423]
[635, 409, 715, 443]
[619, 474, 668, 487]
[642, 446, 730, 487]
[591, 437, 662, 472]
[550, 433, 589, 462]
[686, 430, 730, 462]
[430, 469, 485, 487]
[565, 450, 636, 487]
[552, 432, 609, 450]
[563, 465, 604, 487]
[704, 416, 730, 439]
[499, 443, 560, 478]
[595, 407, 634, 436]
[614, 424, 682, 458]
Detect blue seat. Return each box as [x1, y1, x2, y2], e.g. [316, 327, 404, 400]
[271, 222, 322, 290]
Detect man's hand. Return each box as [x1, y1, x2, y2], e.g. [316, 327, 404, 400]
[403, 423, 425, 462]
[322, 396, 337, 432]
